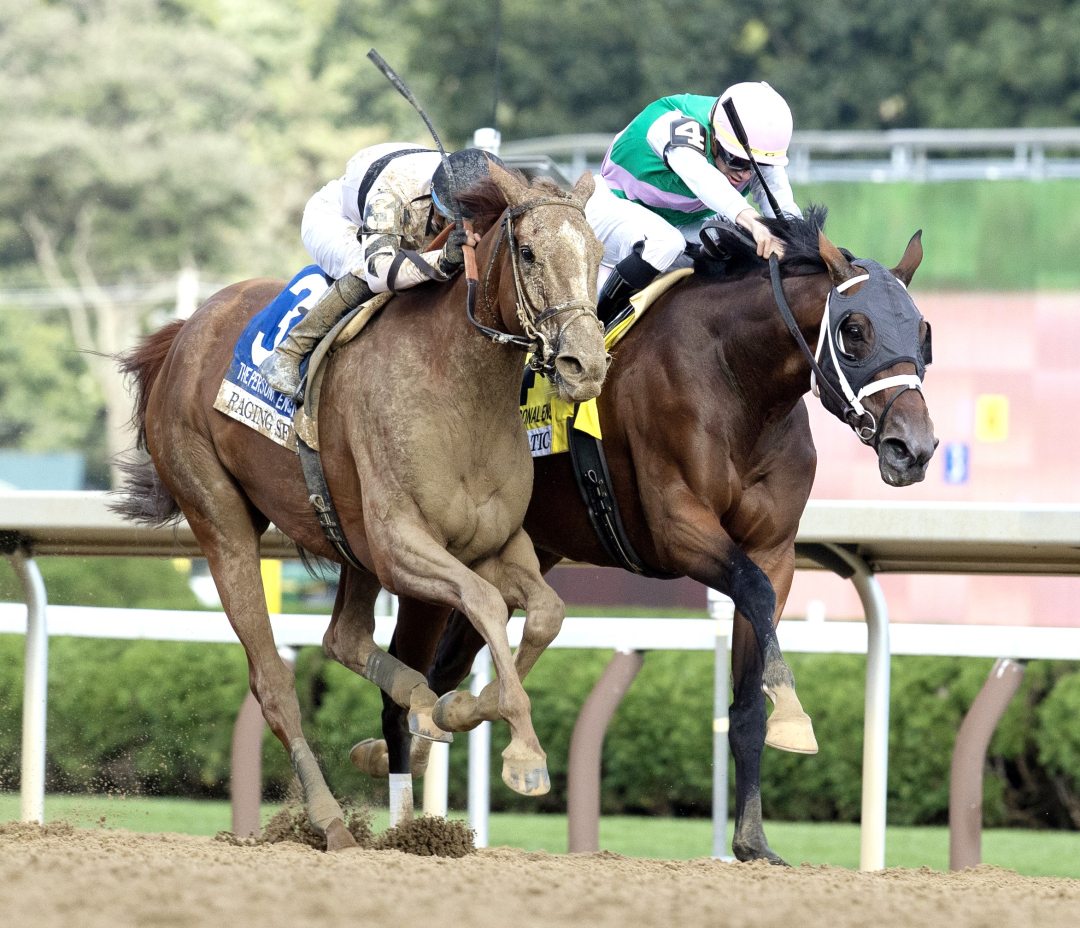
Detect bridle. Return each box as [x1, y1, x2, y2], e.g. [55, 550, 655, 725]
[768, 256, 923, 445]
[466, 196, 602, 378]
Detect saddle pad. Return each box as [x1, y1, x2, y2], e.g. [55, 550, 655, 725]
[213, 266, 330, 451]
[519, 266, 693, 458]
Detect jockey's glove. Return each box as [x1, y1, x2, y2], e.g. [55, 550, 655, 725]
[437, 228, 469, 276]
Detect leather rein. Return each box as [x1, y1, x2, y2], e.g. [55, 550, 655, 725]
[465, 197, 601, 377]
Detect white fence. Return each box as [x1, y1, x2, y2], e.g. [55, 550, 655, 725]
[501, 127, 1080, 183]
[4, 492, 1080, 869]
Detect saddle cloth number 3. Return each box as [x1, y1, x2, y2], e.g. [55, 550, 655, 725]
[249, 273, 329, 367]
[670, 117, 707, 153]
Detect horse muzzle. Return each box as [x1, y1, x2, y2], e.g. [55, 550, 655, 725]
[877, 434, 938, 487]
[548, 313, 610, 403]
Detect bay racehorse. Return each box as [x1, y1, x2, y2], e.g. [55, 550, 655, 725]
[115, 165, 608, 850]
[361, 208, 937, 863]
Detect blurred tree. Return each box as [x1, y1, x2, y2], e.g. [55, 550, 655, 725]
[0, 0, 262, 483]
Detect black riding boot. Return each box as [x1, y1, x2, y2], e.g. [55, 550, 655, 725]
[596, 241, 663, 327]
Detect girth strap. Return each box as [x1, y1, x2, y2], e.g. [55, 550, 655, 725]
[566, 409, 676, 580]
[297, 436, 365, 572]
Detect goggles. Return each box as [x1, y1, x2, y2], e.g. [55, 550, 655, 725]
[718, 145, 753, 173]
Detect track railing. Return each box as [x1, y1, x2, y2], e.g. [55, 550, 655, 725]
[5, 491, 1080, 869]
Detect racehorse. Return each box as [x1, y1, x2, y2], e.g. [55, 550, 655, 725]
[114, 165, 608, 850]
[359, 208, 937, 863]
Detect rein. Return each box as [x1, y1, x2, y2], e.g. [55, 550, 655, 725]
[467, 196, 601, 377]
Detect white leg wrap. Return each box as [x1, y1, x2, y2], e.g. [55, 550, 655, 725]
[389, 773, 414, 827]
[290, 738, 343, 835]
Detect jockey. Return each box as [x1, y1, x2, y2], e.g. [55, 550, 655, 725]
[588, 82, 803, 323]
[259, 143, 498, 397]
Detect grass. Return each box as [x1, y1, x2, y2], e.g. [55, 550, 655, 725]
[2, 793, 1079, 877]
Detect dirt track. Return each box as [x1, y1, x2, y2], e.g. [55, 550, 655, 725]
[3, 824, 1079, 928]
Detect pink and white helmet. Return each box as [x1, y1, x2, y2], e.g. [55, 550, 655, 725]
[712, 82, 793, 166]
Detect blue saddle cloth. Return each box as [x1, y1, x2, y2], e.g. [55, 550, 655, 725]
[212, 266, 330, 450]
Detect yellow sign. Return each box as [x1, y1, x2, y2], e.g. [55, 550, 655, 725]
[974, 395, 1009, 442]
[260, 559, 282, 614]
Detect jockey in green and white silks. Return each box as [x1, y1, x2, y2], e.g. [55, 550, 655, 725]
[588, 82, 803, 323]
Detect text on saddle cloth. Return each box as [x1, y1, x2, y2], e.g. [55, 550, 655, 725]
[519, 266, 693, 458]
[212, 266, 330, 451]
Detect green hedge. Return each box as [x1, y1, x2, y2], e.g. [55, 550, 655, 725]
[3, 630, 1080, 827]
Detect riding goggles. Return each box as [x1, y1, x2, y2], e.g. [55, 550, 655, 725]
[717, 146, 753, 173]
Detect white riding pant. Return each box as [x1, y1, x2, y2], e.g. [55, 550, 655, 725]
[585, 173, 709, 286]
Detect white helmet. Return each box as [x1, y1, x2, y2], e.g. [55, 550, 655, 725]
[712, 82, 793, 166]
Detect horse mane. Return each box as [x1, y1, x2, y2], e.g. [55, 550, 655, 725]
[455, 172, 570, 236]
[693, 204, 849, 281]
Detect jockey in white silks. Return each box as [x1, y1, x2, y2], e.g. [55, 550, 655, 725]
[586, 82, 803, 323]
[259, 144, 499, 397]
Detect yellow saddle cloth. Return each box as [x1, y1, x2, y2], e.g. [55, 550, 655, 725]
[519, 267, 692, 458]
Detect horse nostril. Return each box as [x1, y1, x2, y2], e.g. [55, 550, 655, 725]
[881, 438, 915, 468]
[555, 355, 584, 380]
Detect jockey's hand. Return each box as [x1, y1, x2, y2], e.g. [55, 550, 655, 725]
[437, 228, 482, 276]
[737, 209, 785, 260]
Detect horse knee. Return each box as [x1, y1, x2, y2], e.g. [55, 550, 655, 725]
[522, 605, 564, 651]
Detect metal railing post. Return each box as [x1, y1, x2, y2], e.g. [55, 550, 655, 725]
[826, 545, 890, 871]
[949, 658, 1026, 870]
[467, 647, 491, 847]
[708, 589, 734, 859]
[422, 741, 450, 817]
[566, 648, 644, 853]
[230, 646, 296, 836]
[10, 550, 48, 825]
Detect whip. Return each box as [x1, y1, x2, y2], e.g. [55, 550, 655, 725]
[366, 48, 463, 231]
[721, 97, 785, 220]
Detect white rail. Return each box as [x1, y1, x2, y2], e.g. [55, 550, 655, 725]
[501, 127, 1080, 183]
[5, 492, 1080, 868]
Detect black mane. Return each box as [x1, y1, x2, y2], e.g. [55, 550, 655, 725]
[693, 204, 845, 281]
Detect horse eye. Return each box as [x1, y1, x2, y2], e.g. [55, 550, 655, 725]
[520, 246, 536, 264]
[844, 325, 862, 341]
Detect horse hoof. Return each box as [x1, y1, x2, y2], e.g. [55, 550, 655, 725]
[324, 818, 359, 852]
[765, 711, 818, 754]
[432, 691, 481, 733]
[409, 709, 453, 743]
[501, 747, 550, 797]
[733, 840, 789, 866]
[349, 739, 389, 778]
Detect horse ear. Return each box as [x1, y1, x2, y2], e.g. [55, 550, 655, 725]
[570, 170, 595, 207]
[892, 230, 923, 286]
[488, 160, 530, 209]
[818, 230, 860, 285]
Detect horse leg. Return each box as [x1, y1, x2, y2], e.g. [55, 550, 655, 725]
[729, 545, 798, 865]
[170, 464, 355, 851]
[380, 529, 550, 796]
[433, 529, 563, 735]
[322, 564, 450, 746]
[673, 512, 814, 754]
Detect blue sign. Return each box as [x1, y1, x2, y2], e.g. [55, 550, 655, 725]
[943, 442, 969, 484]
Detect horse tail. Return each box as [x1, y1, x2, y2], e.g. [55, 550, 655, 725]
[110, 320, 185, 526]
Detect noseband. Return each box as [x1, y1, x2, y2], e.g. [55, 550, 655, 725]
[466, 197, 601, 378]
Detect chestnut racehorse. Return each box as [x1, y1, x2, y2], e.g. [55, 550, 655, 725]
[364, 209, 937, 864]
[115, 166, 608, 850]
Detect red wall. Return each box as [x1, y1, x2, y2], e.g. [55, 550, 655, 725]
[551, 292, 1080, 627]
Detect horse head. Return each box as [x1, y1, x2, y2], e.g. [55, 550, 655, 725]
[818, 231, 937, 486]
[487, 163, 609, 403]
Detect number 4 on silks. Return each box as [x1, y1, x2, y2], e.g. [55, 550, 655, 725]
[670, 118, 707, 153]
